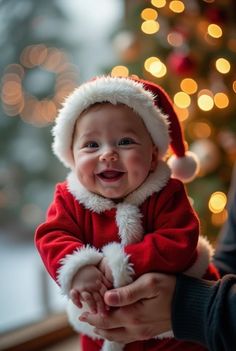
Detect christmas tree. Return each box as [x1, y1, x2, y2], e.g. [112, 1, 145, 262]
[109, 0, 236, 240]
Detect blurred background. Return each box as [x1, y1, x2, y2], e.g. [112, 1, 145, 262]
[1, 0, 236, 336]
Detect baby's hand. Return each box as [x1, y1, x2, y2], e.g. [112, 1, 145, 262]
[70, 264, 112, 314]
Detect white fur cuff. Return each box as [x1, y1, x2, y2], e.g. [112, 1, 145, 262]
[57, 245, 103, 295]
[102, 242, 134, 288]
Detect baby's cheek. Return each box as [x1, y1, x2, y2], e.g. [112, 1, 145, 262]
[130, 153, 152, 170]
[127, 153, 145, 164]
[75, 155, 94, 174]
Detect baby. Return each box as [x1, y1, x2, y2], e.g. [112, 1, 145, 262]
[35, 76, 219, 351]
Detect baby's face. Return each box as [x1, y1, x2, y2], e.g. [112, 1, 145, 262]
[72, 103, 158, 200]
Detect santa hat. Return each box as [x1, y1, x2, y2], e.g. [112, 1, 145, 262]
[52, 76, 199, 183]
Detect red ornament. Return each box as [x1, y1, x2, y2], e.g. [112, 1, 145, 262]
[204, 7, 227, 25]
[167, 52, 196, 76]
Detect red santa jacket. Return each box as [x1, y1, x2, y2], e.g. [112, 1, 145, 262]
[35, 161, 217, 351]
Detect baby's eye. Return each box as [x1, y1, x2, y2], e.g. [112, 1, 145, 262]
[84, 141, 99, 148]
[118, 137, 136, 146]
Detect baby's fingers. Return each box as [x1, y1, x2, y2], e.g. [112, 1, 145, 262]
[93, 291, 107, 315]
[70, 289, 82, 308]
[102, 275, 113, 289]
[81, 291, 97, 314]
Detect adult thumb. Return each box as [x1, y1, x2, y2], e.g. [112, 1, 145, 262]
[104, 273, 160, 307]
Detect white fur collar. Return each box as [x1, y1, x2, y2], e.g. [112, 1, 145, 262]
[67, 161, 171, 213]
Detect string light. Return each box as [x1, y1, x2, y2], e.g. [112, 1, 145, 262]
[169, 1, 185, 13]
[208, 191, 227, 214]
[144, 57, 167, 78]
[214, 92, 229, 109]
[141, 8, 158, 21]
[215, 58, 231, 74]
[149, 60, 167, 78]
[197, 95, 214, 111]
[151, 0, 166, 8]
[141, 20, 160, 34]
[111, 65, 129, 77]
[180, 78, 198, 94]
[144, 57, 159, 71]
[173, 91, 191, 108]
[207, 24, 223, 38]
[197, 90, 214, 111]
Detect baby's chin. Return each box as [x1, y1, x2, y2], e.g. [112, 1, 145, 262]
[96, 181, 147, 201]
[94, 188, 130, 202]
[98, 192, 125, 202]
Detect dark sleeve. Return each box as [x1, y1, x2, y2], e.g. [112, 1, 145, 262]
[172, 274, 236, 351]
[213, 165, 236, 276]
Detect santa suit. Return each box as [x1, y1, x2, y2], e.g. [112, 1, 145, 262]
[35, 161, 218, 351]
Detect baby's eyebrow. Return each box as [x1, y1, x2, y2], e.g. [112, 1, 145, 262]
[121, 129, 139, 137]
[128, 129, 137, 134]
[79, 131, 98, 139]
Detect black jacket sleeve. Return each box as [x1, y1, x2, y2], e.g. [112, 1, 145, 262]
[172, 274, 236, 351]
[172, 164, 236, 350]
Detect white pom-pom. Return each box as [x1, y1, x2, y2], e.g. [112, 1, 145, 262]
[167, 151, 200, 183]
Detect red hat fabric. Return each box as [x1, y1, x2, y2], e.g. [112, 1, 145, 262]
[134, 77, 199, 182]
[52, 75, 199, 183]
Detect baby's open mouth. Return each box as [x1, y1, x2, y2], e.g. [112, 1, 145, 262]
[97, 170, 124, 181]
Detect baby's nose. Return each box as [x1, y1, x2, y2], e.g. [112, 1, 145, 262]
[99, 148, 118, 162]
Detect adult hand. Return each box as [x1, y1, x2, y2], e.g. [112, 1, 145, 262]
[79, 272, 176, 343]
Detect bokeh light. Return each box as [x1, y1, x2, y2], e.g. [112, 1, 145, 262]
[141, 20, 160, 34]
[173, 91, 191, 108]
[167, 32, 184, 47]
[169, 1, 185, 13]
[215, 58, 231, 74]
[214, 92, 229, 109]
[144, 56, 159, 71]
[208, 191, 227, 214]
[151, 0, 166, 8]
[149, 60, 167, 78]
[141, 8, 158, 21]
[207, 24, 223, 38]
[111, 65, 129, 77]
[197, 90, 214, 111]
[180, 78, 198, 94]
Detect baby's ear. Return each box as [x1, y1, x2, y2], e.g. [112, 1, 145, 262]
[150, 145, 159, 171]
